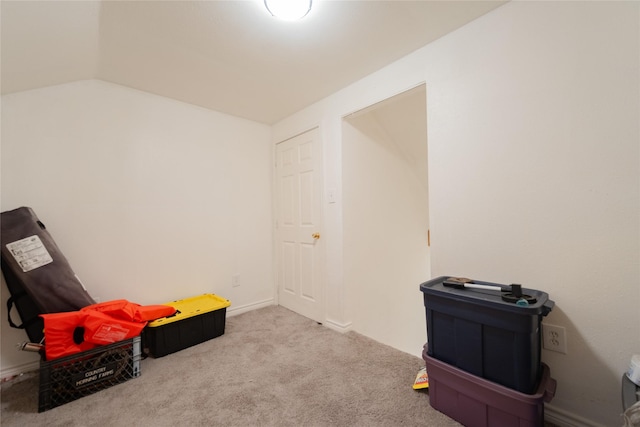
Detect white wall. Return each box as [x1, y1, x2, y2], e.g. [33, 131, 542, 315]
[342, 87, 430, 356]
[1, 80, 274, 375]
[1, 2, 637, 424]
[273, 2, 639, 426]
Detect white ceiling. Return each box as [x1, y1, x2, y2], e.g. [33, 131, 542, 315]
[1, 0, 506, 124]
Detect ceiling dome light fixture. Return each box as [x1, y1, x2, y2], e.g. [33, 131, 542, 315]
[264, 0, 313, 21]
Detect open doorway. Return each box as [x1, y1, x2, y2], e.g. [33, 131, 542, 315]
[342, 84, 429, 356]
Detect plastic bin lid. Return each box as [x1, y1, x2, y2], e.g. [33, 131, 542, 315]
[420, 276, 554, 316]
[147, 293, 231, 327]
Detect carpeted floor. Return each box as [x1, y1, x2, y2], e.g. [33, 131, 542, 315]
[1, 305, 463, 426]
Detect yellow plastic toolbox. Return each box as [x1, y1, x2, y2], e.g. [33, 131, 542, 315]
[144, 294, 230, 357]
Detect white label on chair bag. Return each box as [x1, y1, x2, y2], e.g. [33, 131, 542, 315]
[6, 235, 53, 272]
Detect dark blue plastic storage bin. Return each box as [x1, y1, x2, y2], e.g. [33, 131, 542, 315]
[420, 276, 554, 394]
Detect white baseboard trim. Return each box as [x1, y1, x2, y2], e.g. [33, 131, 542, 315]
[1, 360, 39, 382]
[545, 404, 608, 427]
[226, 298, 275, 317]
[323, 317, 353, 333]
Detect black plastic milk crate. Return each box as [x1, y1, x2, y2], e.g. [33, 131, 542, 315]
[38, 336, 141, 412]
[420, 277, 554, 394]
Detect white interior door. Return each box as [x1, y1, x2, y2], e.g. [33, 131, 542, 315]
[275, 128, 323, 322]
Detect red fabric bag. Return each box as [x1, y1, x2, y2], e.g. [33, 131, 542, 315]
[81, 299, 137, 321]
[81, 299, 176, 322]
[41, 299, 176, 360]
[133, 304, 176, 322]
[82, 310, 146, 346]
[40, 311, 97, 360]
[40, 310, 145, 360]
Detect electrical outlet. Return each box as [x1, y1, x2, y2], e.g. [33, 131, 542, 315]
[542, 324, 567, 354]
[232, 274, 240, 287]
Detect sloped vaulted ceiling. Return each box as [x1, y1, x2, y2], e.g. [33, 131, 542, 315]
[1, 0, 506, 124]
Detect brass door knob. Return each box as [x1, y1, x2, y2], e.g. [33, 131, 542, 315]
[312, 233, 320, 240]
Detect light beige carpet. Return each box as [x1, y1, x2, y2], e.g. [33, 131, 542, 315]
[1, 305, 461, 426]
